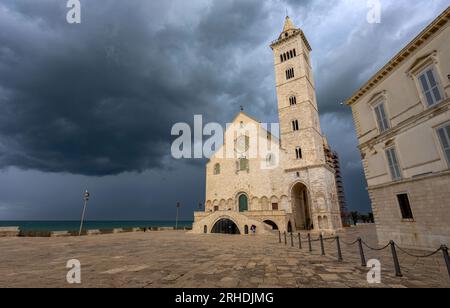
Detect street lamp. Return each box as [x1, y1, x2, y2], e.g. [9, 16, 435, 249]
[79, 190, 90, 236]
[175, 202, 180, 230]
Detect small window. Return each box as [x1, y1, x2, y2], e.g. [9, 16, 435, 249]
[272, 203, 279, 210]
[292, 120, 299, 131]
[374, 101, 390, 133]
[289, 96, 297, 106]
[418, 66, 443, 107]
[214, 206, 219, 212]
[290, 50, 293, 58]
[280, 54, 283, 63]
[286, 68, 295, 80]
[213, 163, 221, 175]
[397, 194, 414, 220]
[239, 158, 249, 171]
[293, 49, 296, 57]
[296, 147, 302, 159]
[386, 147, 402, 181]
[437, 123, 450, 168]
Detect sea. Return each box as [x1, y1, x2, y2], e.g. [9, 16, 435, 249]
[0, 221, 193, 232]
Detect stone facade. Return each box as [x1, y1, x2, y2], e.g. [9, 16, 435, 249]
[192, 17, 342, 235]
[346, 7, 450, 250]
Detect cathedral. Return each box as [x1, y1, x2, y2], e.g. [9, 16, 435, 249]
[191, 16, 343, 234]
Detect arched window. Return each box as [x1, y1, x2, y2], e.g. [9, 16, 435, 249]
[292, 120, 299, 131]
[289, 96, 297, 106]
[290, 50, 294, 58]
[286, 68, 295, 80]
[296, 147, 302, 159]
[293, 49, 296, 57]
[280, 54, 283, 63]
[213, 163, 221, 175]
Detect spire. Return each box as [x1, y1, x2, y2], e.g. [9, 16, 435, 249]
[282, 15, 296, 33]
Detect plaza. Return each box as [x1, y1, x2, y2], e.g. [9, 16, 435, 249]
[0, 225, 448, 288]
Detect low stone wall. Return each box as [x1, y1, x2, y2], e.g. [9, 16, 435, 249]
[0, 227, 20, 237]
[2, 226, 191, 238]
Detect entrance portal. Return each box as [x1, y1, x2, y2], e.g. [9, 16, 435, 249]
[264, 220, 279, 230]
[211, 219, 240, 234]
[291, 182, 312, 230]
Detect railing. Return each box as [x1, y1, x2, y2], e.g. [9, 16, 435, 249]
[277, 231, 450, 279]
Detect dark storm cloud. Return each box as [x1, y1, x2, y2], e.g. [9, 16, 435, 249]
[0, 0, 449, 219]
[0, 0, 273, 176]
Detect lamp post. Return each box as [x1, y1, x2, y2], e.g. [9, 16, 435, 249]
[79, 190, 90, 236]
[175, 202, 180, 230]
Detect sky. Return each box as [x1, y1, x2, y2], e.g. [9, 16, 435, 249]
[0, 0, 448, 220]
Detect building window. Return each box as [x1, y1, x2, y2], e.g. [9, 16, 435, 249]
[293, 49, 296, 57]
[292, 120, 299, 131]
[272, 203, 279, 210]
[417, 66, 444, 107]
[238, 158, 249, 171]
[385, 147, 402, 181]
[437, 123, 450, 168]
[213, 163, 221, 175]
[266, 153, 275, 167]
[397, 194, 414, 220]
[289, 96, 297, 106]
[374, 101, 390, 133]
[280, 54, 283, 63]
[296, 147, 302, 159]
[286, 68, 295, 80]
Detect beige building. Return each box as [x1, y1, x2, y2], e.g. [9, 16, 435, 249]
[192, 17, 342, 235]
[346, 7, 450, 250]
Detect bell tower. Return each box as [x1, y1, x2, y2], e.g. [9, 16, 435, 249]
[270, 16, 325, 170]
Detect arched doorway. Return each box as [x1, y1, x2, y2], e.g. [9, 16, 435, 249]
[291, 182, 312, 230]
[264, 220, 279, 230]
[211, 219, 240, 234]
[238, 194, 248, 212]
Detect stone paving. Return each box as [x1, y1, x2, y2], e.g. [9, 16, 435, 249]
[0, 225, 448, 288]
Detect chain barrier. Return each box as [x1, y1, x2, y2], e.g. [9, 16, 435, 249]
[275, 231, 450, 280]
[394, 243, 442, 258]
[361, 240, 391, 251]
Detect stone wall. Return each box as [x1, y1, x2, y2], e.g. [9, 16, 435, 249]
[370, 171, 450, 250]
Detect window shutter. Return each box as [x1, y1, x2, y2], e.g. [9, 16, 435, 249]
[437, 125, 450, 167]
[386, 148, 401, 180]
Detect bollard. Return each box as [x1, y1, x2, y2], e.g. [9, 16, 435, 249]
[298, 233, 302, 250]
[357, 237, 366, 267]
[336, 236, 343, 262]
[290, 232, 294, 247]
[278, 231, 281, 243]
[284, 232, 287, 245]
[308, 233, 312, 252]
[390, 241, 403, 277]
[320, 234, 325, 256]
[441, 245, 450, 279]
